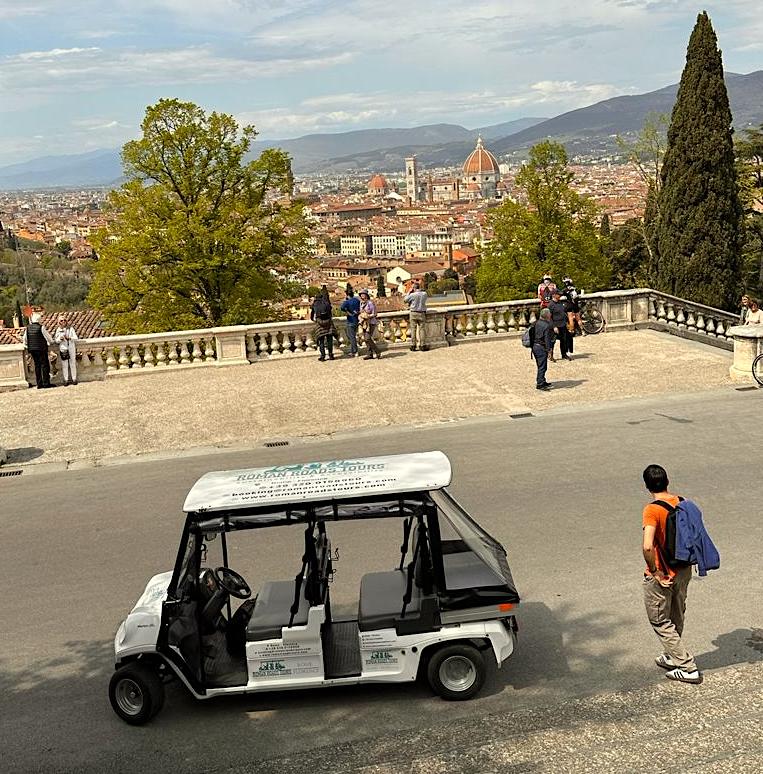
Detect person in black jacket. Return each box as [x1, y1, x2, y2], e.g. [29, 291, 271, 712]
[532, 309, 554, 390]
[22, 312, 55, 388]
[548, 288, 571, 360]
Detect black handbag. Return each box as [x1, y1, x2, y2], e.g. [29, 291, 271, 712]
[59, 347, 70, 361]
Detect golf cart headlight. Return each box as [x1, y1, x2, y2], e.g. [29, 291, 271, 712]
[116, 621, 127, 647]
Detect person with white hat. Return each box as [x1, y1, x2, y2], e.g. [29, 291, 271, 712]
[22, 312, 55, 388]
[54, 313, 79, 385]
[537, 275, 557, 309]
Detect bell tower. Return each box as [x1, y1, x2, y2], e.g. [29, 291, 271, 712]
[405, 155, 419, 203]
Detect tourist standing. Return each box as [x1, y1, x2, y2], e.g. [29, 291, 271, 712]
[359, 290, 381, 360]
[532, 309, 554, 390]
[340, 287, 360, 357]
[641, 464, 702, 684]
[563, 277, 583, 335]
[54, 314, 79, 386]
[404, 281, 428, 351]
[548, 288, 571, 360]
[744, 298, 762, 325]
[311, 287, 335, 361]
[22, 312, 54, 389]
[537, 275, 557, 309]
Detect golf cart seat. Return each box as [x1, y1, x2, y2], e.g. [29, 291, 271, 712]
[358, 570, 420, 631]
[246, 580, 310, 641]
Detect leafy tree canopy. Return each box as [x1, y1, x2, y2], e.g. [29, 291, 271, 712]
[476, 141, 610, 301]
[89, 98, 311, 333]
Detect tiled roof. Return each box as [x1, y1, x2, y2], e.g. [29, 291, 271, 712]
[0, 309, 111, 345]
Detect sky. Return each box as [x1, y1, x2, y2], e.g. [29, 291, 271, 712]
[1, 1, 762, 167]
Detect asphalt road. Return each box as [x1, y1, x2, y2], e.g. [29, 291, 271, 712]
[2, 387, 762, 773]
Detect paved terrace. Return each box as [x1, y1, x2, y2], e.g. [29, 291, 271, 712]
[0, 329, 735, 466]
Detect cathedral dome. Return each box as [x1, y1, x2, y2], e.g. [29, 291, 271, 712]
[367, 174, 389, 192]
[462, 136, 499, 176]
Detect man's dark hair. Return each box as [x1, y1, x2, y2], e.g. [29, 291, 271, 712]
[643, 464, 669, 493]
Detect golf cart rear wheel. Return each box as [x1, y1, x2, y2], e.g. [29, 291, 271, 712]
[427, 644, 486, 701]
[109, 662, 165, 725]
[753, 353, 763, 387]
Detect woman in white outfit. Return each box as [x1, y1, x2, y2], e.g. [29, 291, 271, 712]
[54, 314, 79, 386]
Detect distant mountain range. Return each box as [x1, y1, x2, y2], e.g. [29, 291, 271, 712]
[1, 70, 761, 189]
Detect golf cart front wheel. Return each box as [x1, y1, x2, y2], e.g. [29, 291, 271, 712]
[109, 662, 165, 725]
[427, 643, 486, 701]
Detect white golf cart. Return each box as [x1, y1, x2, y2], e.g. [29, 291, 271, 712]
[109, 451, 520, 724]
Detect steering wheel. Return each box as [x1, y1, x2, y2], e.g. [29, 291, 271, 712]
[214, 567, 252, 599]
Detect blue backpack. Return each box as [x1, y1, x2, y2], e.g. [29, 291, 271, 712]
[652, 497, 720, 577]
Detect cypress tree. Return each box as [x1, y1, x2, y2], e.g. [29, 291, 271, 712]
[656, 11, 743, 310]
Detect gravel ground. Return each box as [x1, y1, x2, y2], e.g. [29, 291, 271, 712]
[0, 330, 733, 465]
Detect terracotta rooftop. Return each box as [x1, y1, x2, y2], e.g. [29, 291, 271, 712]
[0, 309, 111, 345]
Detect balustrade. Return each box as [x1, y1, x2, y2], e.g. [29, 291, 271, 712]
[0, 289, 747, 392]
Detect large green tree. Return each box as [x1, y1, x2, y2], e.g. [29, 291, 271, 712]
[736, 123, 763, 296]
[89, 99, 311, 332]
[477, 141, 610, 301]
[655, 12, 743, 310]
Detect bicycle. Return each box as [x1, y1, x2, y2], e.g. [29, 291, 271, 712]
[753, 352, 763, 387]
[579, 298, 605, 335]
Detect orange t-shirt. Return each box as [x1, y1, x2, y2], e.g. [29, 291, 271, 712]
[642, 494, 681, 576]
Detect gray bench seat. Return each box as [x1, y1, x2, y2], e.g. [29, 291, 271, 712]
[246, 580, 310, 641]
[358, 570, 420, 632]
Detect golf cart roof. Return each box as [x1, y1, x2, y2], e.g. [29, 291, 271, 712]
[183, 451, 452, 514]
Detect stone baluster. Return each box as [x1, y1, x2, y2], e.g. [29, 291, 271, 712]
[656, 299, 667, 321]
[179, 341, 191, 364]
[685, 310, 696, 331]
[155, 342, 168, 366]
[455, 315, 464, 338]
[168, 342, 180, 365]
[528, 310, 537, 325]
[715, 320, 726, 339]
[245, 333, 257, 362]
[676, 307, 686, 329]
[292, 330, 306, 354]
[130, 344, 142, 369]
[465, 312, 476, 336]
[304, 327, 316, 351]
[270, 332, 284, 357]
[705, 318, 716, 337]
[695, 313, 706, 334]
[475, 312, 486, 335]
[261, 334, 273, 358]
[497, 309, 508, 333]
[143, 343, 155, 368]
[203, 338, 215, 361]
[486, 310, 497, 334]
[119, 345, 130, 370]
[192, 338, 203, 362]
[648, 297, 658, 320]
[666, 304, 677, 326]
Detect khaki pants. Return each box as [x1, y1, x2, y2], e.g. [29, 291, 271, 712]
[643, 566, 697, 671]
[409, 312, 426, 348]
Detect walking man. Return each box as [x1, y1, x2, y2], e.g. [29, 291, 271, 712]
[641, 464, 702, 684]
[548, 288, 571, 360]
[404, 281, 428, 351]
[340, 287, 360, 357]
[532, 309, 554, 390]
[22, 312, 54, 388]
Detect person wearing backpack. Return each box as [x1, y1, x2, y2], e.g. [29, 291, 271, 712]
[531, 309, 554, 390]
[311, 287, 336, 361]
[641, 464, 702, 685]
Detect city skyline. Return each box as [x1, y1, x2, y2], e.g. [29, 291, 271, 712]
[2, 1, 762, 166]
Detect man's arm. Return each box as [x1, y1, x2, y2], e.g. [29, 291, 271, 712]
[643, 524, 671, 586]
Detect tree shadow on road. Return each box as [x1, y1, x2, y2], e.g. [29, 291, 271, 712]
[695, 627, 763, 670]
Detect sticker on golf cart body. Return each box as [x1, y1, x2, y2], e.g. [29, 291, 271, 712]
[364, 650, 400, 670]
[254, 659, 321, 679]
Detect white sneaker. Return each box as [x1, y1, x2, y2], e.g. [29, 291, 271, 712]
[655, 654, 676, 670]
[665, 668, 703, 684]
